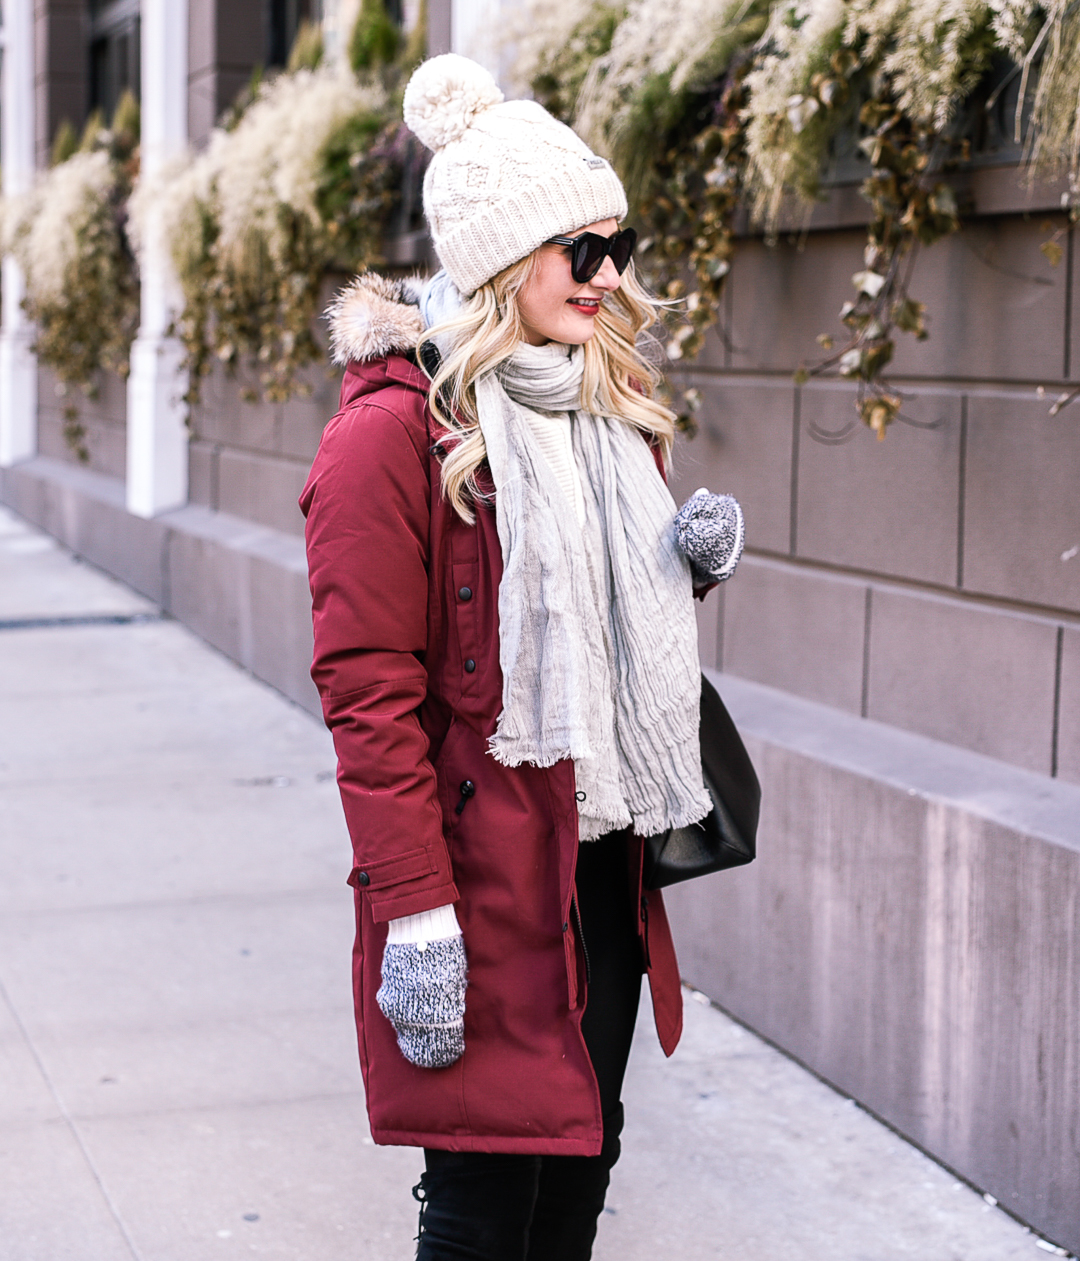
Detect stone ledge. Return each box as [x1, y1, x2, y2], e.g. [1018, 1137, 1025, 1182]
[744, 163, 1071, 236]
[710, 669, 1080, 852]
[0, 456, 318, 717]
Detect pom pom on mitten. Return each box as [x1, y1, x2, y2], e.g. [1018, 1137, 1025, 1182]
[674, 488, 745, 584]
[377, 936, 467, 1069]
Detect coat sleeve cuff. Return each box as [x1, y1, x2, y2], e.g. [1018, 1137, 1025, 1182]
[367, 878, 461, 924]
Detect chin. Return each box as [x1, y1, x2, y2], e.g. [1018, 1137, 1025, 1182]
[559, 321, 599, 346]
[525, 313, 600, 346]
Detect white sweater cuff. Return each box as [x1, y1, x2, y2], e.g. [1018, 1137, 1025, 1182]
[386, 903, 461, 946]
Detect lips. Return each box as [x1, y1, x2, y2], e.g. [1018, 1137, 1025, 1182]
[567, 298, 600, 314]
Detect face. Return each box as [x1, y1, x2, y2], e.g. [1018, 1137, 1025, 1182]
[516, 219, 624, 346]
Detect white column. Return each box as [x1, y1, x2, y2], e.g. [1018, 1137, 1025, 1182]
[126, 0, 190, 518]
[0, 0, 39, 468]
[323, 0, 363, 65]
[451, 0, 499, 73]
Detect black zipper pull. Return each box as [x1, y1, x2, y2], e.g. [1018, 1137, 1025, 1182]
[454, 780, 476, 815]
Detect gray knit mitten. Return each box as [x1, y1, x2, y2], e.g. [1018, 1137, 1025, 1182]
[674, 488, 744, 585]
[376, 937, 467, 1069]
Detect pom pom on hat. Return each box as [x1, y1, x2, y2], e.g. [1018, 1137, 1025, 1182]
[404, 53, 504, 152]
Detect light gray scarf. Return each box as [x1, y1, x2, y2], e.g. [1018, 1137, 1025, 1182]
[421, 274, 709, 840]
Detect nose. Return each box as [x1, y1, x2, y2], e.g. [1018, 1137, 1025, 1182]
[589, 254, 623, 292]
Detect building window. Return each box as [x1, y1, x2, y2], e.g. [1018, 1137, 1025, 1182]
[89, 0, 141, 119]
[268, 0, 320, 68]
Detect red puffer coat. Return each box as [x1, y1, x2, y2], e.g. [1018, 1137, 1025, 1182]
[300, 274, 684, 1155]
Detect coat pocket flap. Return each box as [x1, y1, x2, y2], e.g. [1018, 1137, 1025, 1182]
[347, 847, 437, 891]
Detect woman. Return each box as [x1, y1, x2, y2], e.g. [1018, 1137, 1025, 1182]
[301, 54, 743, 1260]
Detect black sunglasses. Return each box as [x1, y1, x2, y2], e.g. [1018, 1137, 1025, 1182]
[544, 227, 638, 284]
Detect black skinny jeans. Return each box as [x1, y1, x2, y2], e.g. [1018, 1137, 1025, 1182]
[414, 830, 644, 1261]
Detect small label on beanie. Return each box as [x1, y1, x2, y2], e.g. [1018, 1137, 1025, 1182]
[585, 156, 606, 169]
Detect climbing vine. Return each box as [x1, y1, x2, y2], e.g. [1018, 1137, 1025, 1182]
[5, 3, 1078, 440]
[0, 6, 427, 426]
[518, 0, 1079, 436]
[132, 1, 428, 404]
[2, 93, 141, 460]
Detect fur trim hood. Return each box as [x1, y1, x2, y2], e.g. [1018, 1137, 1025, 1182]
[326, 272, 427, 367]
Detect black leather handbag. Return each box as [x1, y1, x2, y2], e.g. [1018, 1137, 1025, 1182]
[642, 674, 760, 889]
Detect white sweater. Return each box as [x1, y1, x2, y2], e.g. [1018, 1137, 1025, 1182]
[518, 404, 586, 527]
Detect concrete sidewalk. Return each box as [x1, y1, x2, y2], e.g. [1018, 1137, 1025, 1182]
[0, 504, 1063, 1261]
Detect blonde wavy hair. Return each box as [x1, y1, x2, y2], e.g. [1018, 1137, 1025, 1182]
[424, 249, 676, 524]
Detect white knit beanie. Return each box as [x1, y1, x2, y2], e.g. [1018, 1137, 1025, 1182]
[403, 55, 628, 296]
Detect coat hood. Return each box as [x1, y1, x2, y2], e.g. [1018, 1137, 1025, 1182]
[326, 271, 428, 367]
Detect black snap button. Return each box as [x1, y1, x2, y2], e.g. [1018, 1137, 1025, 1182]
[459, 780, 476, 800]
[356, 871, 370, 887]
[458, 586, 473, 601]
[464, 658, 476, 673]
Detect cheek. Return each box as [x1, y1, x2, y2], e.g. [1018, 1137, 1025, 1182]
[516, 285, 543, 328]
[521, 260, 569, 319]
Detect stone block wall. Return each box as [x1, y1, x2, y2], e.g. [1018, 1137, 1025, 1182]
[670, 209, 1079, 785]
[35, 351, 345, 541]
[657, 200, 1080, 1252]
[186, 359, 343, 538]
[37, 364, 128, 478]
[0, 456, 318, 716]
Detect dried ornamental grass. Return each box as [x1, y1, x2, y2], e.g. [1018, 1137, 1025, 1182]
[3, 116, 139, 460]
[6, 152, 113, 302]
[740, 1, 1007, 434]
[522, 0, 767, 421]
[216, 68, 385, 264]
[513, 0, 626, 125]
[517, 0, 1077, 436]
[845, 0, 995, 128]
[511, 0, 607, 86]
[1014, 2, 1080, 190]
[575, 0, 768, 201]
[8, 0, 1078, 448]
[741, 0, 995, 228]
[740, 0, 849, 227]
[130, 64, 396, 402]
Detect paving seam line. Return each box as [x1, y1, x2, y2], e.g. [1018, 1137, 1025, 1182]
[0, 972, 146, 1261]
[0, 613, 165, 632]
